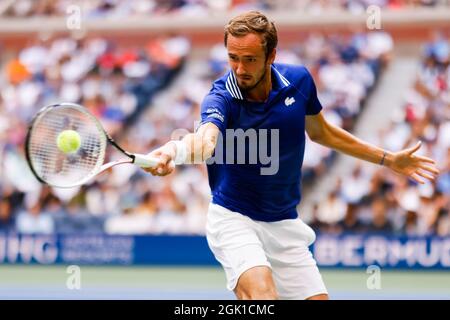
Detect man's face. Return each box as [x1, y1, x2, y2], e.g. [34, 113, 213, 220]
[226, 33, 275, 91]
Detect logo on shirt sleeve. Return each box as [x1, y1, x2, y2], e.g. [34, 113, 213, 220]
[205, 107, 224, 122]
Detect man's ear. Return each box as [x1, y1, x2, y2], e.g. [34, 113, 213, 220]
[267, 48, 276, 65]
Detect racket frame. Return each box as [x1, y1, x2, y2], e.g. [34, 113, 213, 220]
[25, 103, 159, 188]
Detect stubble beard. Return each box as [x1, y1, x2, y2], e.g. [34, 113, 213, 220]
[237, 65, 269, 93]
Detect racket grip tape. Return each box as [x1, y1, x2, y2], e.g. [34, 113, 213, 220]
[133, 153, 160, 168]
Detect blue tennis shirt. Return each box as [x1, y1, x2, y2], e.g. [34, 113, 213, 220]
[200, 63, 323, 222]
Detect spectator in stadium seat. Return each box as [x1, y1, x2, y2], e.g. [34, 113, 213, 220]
[435, 208, 450, 236]
[0, 197, 13, 231]
[316, 189, 347, 233]
[367, 198, 394, 233]
[15, 199, 55, 235]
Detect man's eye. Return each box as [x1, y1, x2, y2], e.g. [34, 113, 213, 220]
[246, 58, 256, 62]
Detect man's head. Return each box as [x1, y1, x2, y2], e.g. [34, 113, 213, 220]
[224, 11, 277, 91]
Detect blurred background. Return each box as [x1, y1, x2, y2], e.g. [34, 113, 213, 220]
[0, 0, 449, 299]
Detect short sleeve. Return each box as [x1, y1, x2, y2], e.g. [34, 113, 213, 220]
[199, 93, 229, 132]
[305, 70, 323, 116]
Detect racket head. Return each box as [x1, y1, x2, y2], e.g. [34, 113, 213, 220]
[25, 102, 108, 188]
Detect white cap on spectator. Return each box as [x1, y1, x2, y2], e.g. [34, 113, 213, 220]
[60, 82, 81, 102]
[399, 187, 420, 212]
[418, 182, 434, 199]
[163, 36, 191, 58]
[19, 45, 49, 74]
[123, 61, 150, 78]
[12, 0, 33, 16]
[366, 32, 393, 58]
[82, 78, 101, 99]
[61, 54, 94, 82]
[0, 113, 8, 132]
[210, 44, 228, 62]
[384, 123, 411, 152]
[276, 49, 302, 65]
[18, 81, 42, 110]
[49, 38, 77, 62]
[118, 92, 138, 116]
[86, 38, 108, 57]
[438, 122, 450, 148]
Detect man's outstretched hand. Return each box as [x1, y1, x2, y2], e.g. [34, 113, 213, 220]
[142, 143, 176, 176]
[387, 141, 439, 184]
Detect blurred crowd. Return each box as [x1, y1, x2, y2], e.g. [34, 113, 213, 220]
[2, 0, 449, 17]
[1, 29, 447, 237]
[0, 34, 191, 234]
[310, 33, 450, 236]
[0, 30, 390, 235]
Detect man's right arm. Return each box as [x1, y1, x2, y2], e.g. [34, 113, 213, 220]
[143, 122, 220, 176]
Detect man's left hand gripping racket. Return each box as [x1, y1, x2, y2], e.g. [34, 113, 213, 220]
[25, 102, 163, 188]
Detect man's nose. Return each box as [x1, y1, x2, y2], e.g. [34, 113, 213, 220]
[236, 62, 246, 75]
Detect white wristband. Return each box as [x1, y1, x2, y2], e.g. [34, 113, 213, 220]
[170, 140, 188, 165]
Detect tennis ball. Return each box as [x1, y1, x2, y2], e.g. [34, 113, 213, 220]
[56, 130, 81, 154]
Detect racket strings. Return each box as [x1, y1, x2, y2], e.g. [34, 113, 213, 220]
[28, 105, 106, 187]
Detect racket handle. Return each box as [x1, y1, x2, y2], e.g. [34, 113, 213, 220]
[133, 153, 160, 168]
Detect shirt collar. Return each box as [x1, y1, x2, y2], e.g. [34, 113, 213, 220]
[271, 64, 291, 89]
[225, 70, 244, 100]
[225, 64, 291, 101]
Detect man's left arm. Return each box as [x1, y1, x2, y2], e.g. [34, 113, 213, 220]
[305, 112, 439, 184]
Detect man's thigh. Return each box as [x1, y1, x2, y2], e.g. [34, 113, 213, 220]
[271, 263, 328, 300]
[257, 218, 328, 300]
[206, 203, 271, 291]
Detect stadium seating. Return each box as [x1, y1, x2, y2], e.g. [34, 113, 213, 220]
[310, 34, 449, 236]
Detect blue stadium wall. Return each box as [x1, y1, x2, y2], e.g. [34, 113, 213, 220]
[0, 233, 449, 269]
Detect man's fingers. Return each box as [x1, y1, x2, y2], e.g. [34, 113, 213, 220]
[416, 170, 435, 181]
[157, 166, 174, 176]
[143, 167, 157, 174]
[407, 141, 422, 154]
[420, 164, 440, 176]
[159, 153, 173, 166]
[151, 161, 175, 176]
[141, 146, 176, 176]
[142, 161, 165, 176]
[150, 166, 160, 175]
[410, 173, 425, 184]
[151, 153, 175, 176]
[415, 155, 436, 164]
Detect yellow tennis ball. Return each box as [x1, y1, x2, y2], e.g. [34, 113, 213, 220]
[56, 130, 81, 154]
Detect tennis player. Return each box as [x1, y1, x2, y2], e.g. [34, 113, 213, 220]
[144, 11, 439, 300]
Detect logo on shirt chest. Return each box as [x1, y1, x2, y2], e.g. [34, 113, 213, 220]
[284, 96, 295, 106]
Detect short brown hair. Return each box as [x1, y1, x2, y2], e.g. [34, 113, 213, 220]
[224, 11, 278, 59]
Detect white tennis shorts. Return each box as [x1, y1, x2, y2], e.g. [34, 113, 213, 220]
[206, 203, 328, 300]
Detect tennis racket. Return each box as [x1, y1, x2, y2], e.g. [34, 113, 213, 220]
[25, 102, 163, 188]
